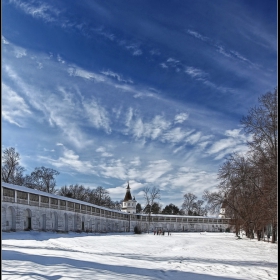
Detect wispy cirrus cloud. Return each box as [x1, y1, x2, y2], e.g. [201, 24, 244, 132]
[206, 128, 248, 160]
[159, 55, 236, 94]
[159, 167, 218, 195]
[43, 97, 94, 148]
[39, 146, 97, 175]
[96, 146, 113, 157]
[2, 83, 32, 127]
[92, 26, 116, 41]
[161, 128, 194, 144]
[123, 108, 207, 147]
[115, 84, 160, 99]
[160, 57, 183, 72]
[185, 67, 207, 79]
[186, 29, 209, 42]
[2, 36, 10, 44]
[57, 54, 65, 64]
[187, 29, 259, 68]
[140, 159, 173, 183]
[3, 64, 47, 115]
[83, 98, 112, 134]
[3, 63, 94, 148]
[124, 111, 171, 141]
[101, 70, 133, 83]
[3, 40, 233, 155]
[68, 66, 105, 82]
[102, 158, 173, 186]
[9, 0, 146, 61]
[43, 148, 55, 152]
[99, 159, 127, 180]
[12, 45, 27, 58]
[174, 113, 189, 123]
[201, 80, 235, 94]
[9, 0, 60, 23]
[185, 66, 235, 94]
[125, 44, 143, 56]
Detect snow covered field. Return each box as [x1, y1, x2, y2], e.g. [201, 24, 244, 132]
[2, 231, 277, 280]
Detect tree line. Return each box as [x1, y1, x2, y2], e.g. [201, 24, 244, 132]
[137, 187, 207, 216]
[1, 148, 122, 210]
[203, 88, 278, 243]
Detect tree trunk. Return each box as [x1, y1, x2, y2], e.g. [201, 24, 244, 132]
[271, 223, 277, 243]
[257, 230, 261, 241]
[235, 225, 240, 237]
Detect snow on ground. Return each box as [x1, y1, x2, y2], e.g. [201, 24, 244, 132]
[2, 231, 278, 280]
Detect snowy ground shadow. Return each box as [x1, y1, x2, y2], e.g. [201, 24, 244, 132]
[2, 250, 244, 280]
[3, 243, 276, 270]
[89, 251, 277, 269]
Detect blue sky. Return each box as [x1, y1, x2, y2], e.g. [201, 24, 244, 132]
[2, 0, 277, 209]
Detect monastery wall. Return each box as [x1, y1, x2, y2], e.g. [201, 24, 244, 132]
[2, 182, 230, 233]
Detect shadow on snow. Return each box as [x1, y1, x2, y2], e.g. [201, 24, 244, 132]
[2, 249, 244, 280]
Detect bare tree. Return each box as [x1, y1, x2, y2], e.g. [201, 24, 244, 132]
[2, 147, 25, 185]
[192, 200, 207, 216]
[181, 193, 197, 215]
[143, 186, 160, 231]
[112, 199, 123, 211]
[58, 185, 73, 198]
[57, 184, 119, 209]
[25, 166, 59, 193]
[58, 184, 89, 200]
[241, 88, 277, 242]
[204, 88, 278, 241]
[204, 152, 272, 237]
[241, 88, 277, 165]
[89, 186, 112, 207]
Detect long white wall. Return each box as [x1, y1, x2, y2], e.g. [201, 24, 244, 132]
[2, 182, 230, 233]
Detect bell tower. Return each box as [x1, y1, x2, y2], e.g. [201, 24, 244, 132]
[121, 182, 137, 214]
[219, 201, 226, 219]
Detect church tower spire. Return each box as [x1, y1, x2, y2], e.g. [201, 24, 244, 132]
[123, 181, 132, 201]
[121, 181, 136, 213]
[219, 200, 226, 219]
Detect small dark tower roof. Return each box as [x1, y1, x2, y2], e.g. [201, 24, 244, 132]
[123, 181, 132, 202]
[221, 201, 227, 208]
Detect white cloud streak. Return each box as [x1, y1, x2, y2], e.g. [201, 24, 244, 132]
[174, 113, 189, 123]
[9, 0, 60, 23]
[101, 70, 133, 83]
[2, 83, 32, 127]
[68, 66, 105, 82]
[206, 128, 248, 160]
[187, 29, 209, 41]
[39, 146, 97, 174]
[83, 99, 111, 134]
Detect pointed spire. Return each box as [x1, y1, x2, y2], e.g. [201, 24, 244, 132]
[123, 181, 132, 201]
